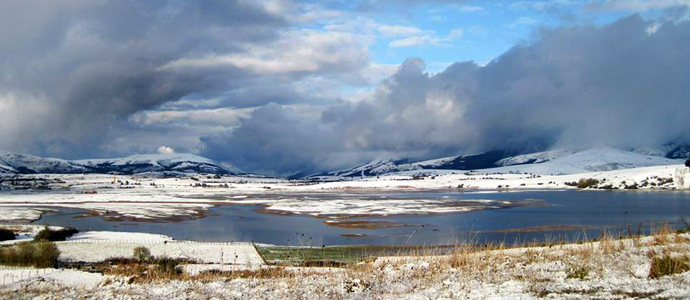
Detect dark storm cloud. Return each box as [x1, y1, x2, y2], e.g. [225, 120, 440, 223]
[202, 14, 690, 175]
[0, 0, 285, 157]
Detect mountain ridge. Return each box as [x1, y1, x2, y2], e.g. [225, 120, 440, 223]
[0, 151, 235, 175]
[307, 146, 686, 179]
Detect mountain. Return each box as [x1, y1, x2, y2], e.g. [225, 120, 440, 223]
[0, 151, 235, 175]
[309, 147, 684, 179]
[0, 151, 87, 174]
[485, 147, 682, 175]
[307, 151, 514, 179]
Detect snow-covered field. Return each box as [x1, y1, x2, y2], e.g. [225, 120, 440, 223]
[1, 231, 688, 299]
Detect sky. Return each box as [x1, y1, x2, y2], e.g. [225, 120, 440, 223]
[1, 0, 689, 176]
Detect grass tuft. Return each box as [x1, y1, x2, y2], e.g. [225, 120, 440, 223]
[649, 254, 690, 279]
[565, 264, 589, 280]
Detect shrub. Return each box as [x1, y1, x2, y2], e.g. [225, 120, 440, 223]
[649, 254, 690, 279]
[0, 228, 16, 241]
[34, 227, 79, 242]
[133, 246, 152, 262]
[566, 264, 589, 280]
[35, 241, 61, 268]
[154, 257, 183, 275]
[577, 178, 599, 189]
[0, 241, 60, 268]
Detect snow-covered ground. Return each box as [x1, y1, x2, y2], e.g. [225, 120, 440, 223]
[1, 232, 688, 299]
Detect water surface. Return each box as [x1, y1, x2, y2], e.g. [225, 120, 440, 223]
[34, 190, 690, 246]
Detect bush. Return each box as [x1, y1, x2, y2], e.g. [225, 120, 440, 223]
[0, 228, 16, 241]
[566, 264, 589, 280]
[34, 227, 79, 242]
[154, 257, 183, 275]
[649, 254, 690, 279]
[577, 178, 599, 189]
[0, 241, 60, 268]
[35, 241, 61, 268]
[133, 246, 152, 262]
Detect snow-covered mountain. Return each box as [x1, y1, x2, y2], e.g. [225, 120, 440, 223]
[0, 151, 235, 175]
[0, 151, 88, 174]
[308, 151, 512, 179]
[309, 147, 685, 179]
[484, 147, 682, 175]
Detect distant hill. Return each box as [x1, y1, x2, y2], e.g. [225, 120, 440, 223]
[308, 147, 684, 179]
[306, 151, 514, 179]
[0, 151, 236, 175]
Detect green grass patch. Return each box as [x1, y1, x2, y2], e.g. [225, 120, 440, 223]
[256, 245, 452, 266]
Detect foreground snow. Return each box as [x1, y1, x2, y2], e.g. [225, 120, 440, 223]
[1, 233, 688, 299]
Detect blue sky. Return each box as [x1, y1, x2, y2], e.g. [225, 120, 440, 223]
[1, 0, 689, 175]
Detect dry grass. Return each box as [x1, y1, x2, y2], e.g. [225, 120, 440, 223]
[649, 253, 690, 279]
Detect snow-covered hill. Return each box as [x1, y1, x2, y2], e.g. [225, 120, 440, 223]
[0, 151, 235, 175]
[482, 147, 682, 175]
[310, 147, 685, 179]
[0, 151, 87, 174]
[308, 151, 512, 179]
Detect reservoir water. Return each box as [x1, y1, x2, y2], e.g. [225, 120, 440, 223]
[33, 190, 690, 246]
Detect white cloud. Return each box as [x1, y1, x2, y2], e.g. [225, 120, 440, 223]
[157, 146, 175, 154]
[161, 29, 370, 77]
[590, 0, 690, 11]
[460, 5, 484, 12]
[389, 35, 441, 47]
[388, 28, 464, 48]
[378, 25, 422, 37]
[448, 28, 465, 40]
[646, 22, 662, 34]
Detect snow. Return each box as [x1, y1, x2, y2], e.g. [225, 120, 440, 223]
[68, 231, 173, 243]
[234, 198, 521, 217]
[2, 234, 689, 299]
[75, 153, 215, 167]
[57, 240, 263, 265]
[0, 207, 52, 222]
[49, 231, 265, 266]
[675, 167, 690, 189]
[482, 147, 682, 175]
[0, 268, 105, 289]
[0, 150, 236, 175]
[495, 149, 575, 166]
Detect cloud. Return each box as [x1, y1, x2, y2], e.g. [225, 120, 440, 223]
[157, 146, 175, 154]
[588, 0, 690, 12]
[0, 0, 289, 157]
[459, 5, 484, 13]
[202, 14, 690, 175]
[388, 28, 464, 47]
[378, 25, 422, 36]
[0, 0, 380, 158]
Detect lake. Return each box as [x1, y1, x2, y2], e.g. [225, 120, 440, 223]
[34, 190, 690, 246]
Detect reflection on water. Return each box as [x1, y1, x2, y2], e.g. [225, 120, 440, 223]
[35, 190, 690, 246]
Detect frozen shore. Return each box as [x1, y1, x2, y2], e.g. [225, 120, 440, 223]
[0, 230, 688, 299]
